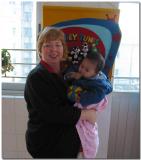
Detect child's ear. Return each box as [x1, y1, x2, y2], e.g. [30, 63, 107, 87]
[94, 67, 100, 75]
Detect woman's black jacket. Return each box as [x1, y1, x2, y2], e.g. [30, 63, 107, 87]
[24, 62, 81, 158]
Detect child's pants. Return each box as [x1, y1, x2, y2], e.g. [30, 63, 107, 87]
[76, 121, 99, 158]
[75, 97, 108, 158]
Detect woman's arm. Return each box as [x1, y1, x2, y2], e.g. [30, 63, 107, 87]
[25, 69, 97, 125]
[24, 70, 81, 126]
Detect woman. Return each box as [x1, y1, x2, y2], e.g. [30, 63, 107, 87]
[24, 27, 96, 158]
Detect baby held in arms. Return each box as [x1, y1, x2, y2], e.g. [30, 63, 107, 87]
[64, 50, 113, 158]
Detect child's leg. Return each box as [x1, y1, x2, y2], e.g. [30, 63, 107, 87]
[78, 122, 99, 158]
[91, 122, 99, 158]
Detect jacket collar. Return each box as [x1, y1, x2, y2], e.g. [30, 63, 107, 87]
[40, 59, 55, 73]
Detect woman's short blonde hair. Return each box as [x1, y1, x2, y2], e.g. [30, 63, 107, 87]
[37, 27, 68, 59]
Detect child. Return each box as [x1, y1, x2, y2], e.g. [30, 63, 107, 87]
[64, 51, 112, 158]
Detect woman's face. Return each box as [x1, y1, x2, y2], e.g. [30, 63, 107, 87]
[41, 40, 64, 64]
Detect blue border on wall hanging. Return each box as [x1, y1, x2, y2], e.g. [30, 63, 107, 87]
[52, 18, 122, 77]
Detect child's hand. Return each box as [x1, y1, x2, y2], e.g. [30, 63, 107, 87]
[70, 72, 82, 80]
[64, 72, 82, 80]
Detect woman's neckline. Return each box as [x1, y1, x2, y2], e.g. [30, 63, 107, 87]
[40, 59, 61, 75]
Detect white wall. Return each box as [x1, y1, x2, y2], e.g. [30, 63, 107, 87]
[108, 92, 140, 158]
[2, 96, 31, 158]
[2, 92, 140, 159]
[2, 94, 112, 159]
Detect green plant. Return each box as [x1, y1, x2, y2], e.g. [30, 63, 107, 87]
[1, 49, 14, 76]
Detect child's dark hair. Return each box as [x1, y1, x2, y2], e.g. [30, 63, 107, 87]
[86, 50, 105, 73]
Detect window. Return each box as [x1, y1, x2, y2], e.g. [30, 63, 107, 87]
[0, 1, 36, 95]
[113, 3, 139, 92]
[0, 1, 36, 79]
[23, 27, 32, 37]
[23, 12, 32, 21]
[24, 43, 32, 49]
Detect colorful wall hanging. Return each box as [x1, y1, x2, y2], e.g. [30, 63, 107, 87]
[42, 5, 121, 79]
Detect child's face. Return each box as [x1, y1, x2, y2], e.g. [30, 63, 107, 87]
[78, 58, 97, 78]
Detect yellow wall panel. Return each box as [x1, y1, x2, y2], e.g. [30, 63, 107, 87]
[42, 5, 120, 27]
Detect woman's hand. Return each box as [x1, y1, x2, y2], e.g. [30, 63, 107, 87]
[80, 109, 97, 124]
